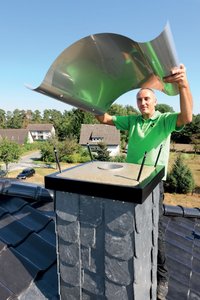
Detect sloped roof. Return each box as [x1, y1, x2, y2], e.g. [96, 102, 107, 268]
[0, 129, 29, 144]
[79, 124, 120, 145]
[163, 204, 200, 300]
[0, 179, 199, 299]
[27, 124, 54, 131]
[0, 179, 58, 299]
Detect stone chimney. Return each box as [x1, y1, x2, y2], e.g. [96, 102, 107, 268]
[45, 161, 164, 299]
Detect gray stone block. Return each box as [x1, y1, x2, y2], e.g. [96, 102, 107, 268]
[60, 280, 81, 300]
[105, 200, 135, 235]
[82, 271, 104, 296]
[56, 192, 79, 222]
[105, 255, 133, 285]
[57, 219, 79, 243]
[59, 239, 79, 265]
[105, 280, 132, 300]
[60, 261, 81, 286]
[105, 232, 133, 260]
[80, 225, 96, 247]
[79, 195, 103, 226]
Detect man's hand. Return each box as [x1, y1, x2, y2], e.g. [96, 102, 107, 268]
[164, 63, 193, 126]
[163, 64, 189, 89]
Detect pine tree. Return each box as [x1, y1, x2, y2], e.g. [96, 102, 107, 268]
[96, 142, 110, 161]
[165, 154, 195, 194]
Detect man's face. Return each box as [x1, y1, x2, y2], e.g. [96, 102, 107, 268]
[136, 89, 157, 119]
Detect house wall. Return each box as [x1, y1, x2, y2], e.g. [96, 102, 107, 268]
[27, 132, 34, 143]
[30, 130, 53, 141]
[83, 145, 120, 157]
[107, 145, 120, 157]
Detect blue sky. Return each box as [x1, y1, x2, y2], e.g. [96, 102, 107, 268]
[0, 0, 199, 115]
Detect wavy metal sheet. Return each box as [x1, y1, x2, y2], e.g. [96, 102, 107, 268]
[31, 23, 179, 114]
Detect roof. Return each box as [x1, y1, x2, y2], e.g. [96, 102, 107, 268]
[163, 204, 200, 300]
[79, 124, 120, 145]
[0, 179, 199, 299]
[27, 124, 54, 131]
[0, 179, 58, 299]
[0, 129, 29, 145]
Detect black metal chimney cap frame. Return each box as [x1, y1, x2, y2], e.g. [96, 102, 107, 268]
[44, 163, 165, 204]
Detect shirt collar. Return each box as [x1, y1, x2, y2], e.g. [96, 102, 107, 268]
[139, 110, 161, 121]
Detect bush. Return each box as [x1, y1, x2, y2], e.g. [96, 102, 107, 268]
[165, 154, 195, 194]
[62, 153, 90, 163]
[110, 155, 126, 163]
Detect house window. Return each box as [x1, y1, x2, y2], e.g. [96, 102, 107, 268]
[90, 137, 103, 142]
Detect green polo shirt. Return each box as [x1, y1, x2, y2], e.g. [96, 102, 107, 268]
[113, 111, 183, 179]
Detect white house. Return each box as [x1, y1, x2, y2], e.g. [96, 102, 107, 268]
[79, 124, 120, 157]
[27, 124, 55, 141]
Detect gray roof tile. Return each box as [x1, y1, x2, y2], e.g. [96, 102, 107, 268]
[14, 205, 50, 232]
[162, 210, 200, 300]
[0, 214, 32, 246]
[0, 247, 39, 294]
[37, 221, 56, 246]
[0, 180, 58, 299]
[15, 233, 56, 270]
[0, 196, 27, 214]
[0, 281, 14, 300]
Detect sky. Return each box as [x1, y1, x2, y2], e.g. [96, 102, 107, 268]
[0, 0, 199, 115]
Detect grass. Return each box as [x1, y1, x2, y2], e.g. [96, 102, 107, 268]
[7, 163, 78, 186]
[5, 152, 200, 208]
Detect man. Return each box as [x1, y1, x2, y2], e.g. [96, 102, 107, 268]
[96, 64, 193, 300]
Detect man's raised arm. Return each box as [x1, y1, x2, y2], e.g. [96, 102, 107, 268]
[163, 63, 193, 127]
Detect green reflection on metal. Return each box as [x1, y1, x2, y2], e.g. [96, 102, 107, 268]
[143, 42, 175, 95]
[32, 23, 179, 114]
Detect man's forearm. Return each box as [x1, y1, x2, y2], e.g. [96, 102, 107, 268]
[178, 84, 193, 125]
[95, 113, 114, 125]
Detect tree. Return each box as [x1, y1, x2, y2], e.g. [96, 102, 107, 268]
[165, 154, 195, 194]
[95, 142, 110, 161]
[65, 109, 97, 140]
[6, 109, 26, 128]
[32, 110, 42, 123]
[156, 104, 174, 113]
[40, 138, 59, 163]
[0, 109, 6, 128]
[0, 138, 21, 171]
[108, 104, 127, 116]
[125, 105, 139, 115]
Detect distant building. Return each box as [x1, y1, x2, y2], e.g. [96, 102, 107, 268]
[27, 124, 55, 141]
[79, 124, 120, 157]
[0, 129, 33, 144]
[0, 124, 55, 144]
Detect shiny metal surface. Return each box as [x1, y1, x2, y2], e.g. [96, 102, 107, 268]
[32, 23, 179, 114]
